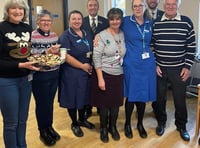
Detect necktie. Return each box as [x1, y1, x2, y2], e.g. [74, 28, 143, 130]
[91, 17, 96, 33]
[152, 11, 155, 20]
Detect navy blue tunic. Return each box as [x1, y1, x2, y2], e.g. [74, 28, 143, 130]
[58, 27, 92, 109]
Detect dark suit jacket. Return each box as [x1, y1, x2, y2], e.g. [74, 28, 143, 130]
[82, 15, 109, 41]
[144, 9, 164, 21]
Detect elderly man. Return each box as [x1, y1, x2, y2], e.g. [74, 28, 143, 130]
[151, 0, 196, 141]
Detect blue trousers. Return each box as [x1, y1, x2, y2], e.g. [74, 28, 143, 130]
[32, 70, 58, 130]
[0, 76, 32, 148]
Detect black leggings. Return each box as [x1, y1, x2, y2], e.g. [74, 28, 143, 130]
[67, 108, 85, 126]
[99, 107, 119, 128]
[125, 99, 146, 125]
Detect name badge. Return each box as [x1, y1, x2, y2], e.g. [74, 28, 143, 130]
[120, 58, 123, 66]
[142, 52, 150, 59]
[86, 51, 92, 58]
[114, 55, 120, 60]
[28, 73, 33, 81]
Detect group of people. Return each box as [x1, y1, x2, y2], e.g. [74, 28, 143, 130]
[0, 0, 196, 148]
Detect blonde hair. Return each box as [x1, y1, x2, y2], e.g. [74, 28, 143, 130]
[3, 0, 29, 22]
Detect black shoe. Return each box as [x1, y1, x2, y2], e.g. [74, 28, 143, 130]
[177, 128, 190, 141]
[47, 126, 60, 141]
[40, 129, 56, 146]
[78, 120, 95, 129]
[198, 137, 200, 145]
[156, 125, 165, 136]
[71, 125, 84, 137]
[97, 107, 100, 114]
[137, 124, 147, 138]
[84, 109, 92, 119]
[109, 126, 120, 141]
[100, 128, 109, 143]
[124, 124, 133, 138]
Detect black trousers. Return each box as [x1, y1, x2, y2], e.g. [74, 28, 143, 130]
[32, 70, 59, 130]
[154, 67, 188, 129]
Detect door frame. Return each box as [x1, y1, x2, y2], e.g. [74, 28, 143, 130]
[27, 0, 68, 30]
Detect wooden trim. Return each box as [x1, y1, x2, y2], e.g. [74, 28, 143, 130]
[63, 0, 68, 30]
[27, 0, 32, 27]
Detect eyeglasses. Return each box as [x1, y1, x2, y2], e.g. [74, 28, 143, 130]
[40, 20, 52, 23]
[165, 3, 177, 8]
[133, 4, 144, 10]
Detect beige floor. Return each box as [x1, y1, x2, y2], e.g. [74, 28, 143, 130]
[0, 90, 200, 148]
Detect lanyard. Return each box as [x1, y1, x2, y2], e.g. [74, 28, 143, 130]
[68, 27, 91, 51]
[136, 23, 146, 51]
[82, 38, 90, 51]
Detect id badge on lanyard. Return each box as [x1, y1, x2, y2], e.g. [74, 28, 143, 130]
[142, 52, 150, 59]
[136, 23, 150, 60]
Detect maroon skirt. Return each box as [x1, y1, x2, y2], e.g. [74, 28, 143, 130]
[90, 71, 124, 108]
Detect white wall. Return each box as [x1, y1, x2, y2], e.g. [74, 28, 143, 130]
[0, 1, 6, 21]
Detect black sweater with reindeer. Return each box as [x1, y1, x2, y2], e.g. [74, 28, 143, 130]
[0, 21, 32, 78]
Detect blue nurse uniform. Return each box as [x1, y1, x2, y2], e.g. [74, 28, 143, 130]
[58, 27, 92, 109]
[121, 15, 156, 103]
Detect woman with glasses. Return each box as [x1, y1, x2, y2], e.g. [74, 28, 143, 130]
[31, 9, 60, 146]
[121, 0, 156, 139]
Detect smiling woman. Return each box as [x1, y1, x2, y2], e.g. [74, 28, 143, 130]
[58, 10, 95, 139]
[30, 9, 61, 146]
[0, 0, 40, 148]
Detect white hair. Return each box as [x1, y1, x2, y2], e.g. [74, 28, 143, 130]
[164, 0, 181, 7]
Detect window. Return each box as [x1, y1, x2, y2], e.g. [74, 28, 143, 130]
[111, 0, 126, 16]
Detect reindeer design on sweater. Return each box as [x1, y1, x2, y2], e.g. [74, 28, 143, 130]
[5, 32, 31, 59]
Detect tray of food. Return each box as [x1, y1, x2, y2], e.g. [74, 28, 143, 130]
[27, 54, 64, 69]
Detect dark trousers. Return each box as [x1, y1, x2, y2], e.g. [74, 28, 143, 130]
[154, 68, 187, 129]
[32, 70, 58, 130]
[99, 107, 119, 128]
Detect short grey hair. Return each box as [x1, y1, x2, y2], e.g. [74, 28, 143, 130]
[36, 9, 53, 22]
[3, 0, 29, 22]
[87, 0, 99, 7]
[164, 0, 181, 7]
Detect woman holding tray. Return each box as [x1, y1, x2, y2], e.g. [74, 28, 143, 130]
[31, 9, 61, 146]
